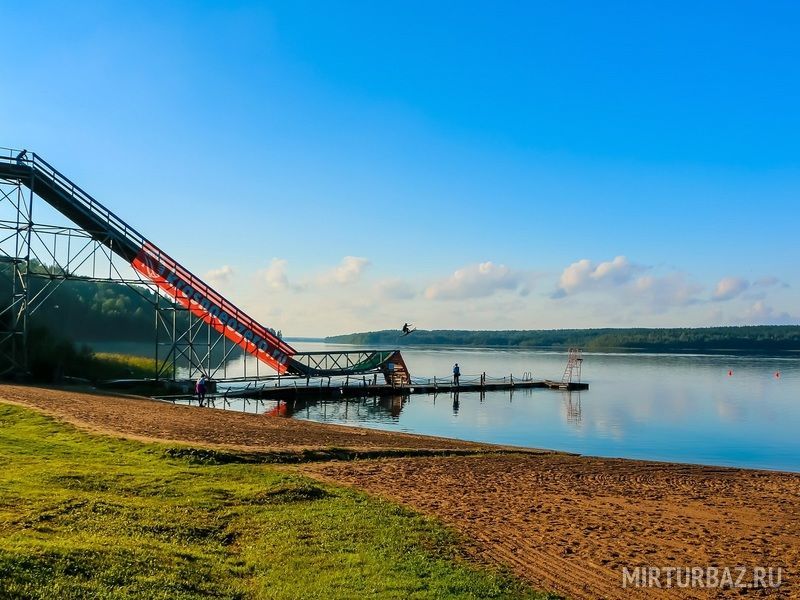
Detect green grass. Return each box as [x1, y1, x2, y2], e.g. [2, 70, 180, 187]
[0, 403, 553, 599]
[89, 353, 159, 380]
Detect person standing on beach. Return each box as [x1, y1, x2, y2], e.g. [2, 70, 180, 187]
[196, 375, 207, 406]
[453, 363, 460, 387]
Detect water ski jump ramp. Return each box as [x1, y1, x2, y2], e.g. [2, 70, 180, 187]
[0, 148, 409, 383]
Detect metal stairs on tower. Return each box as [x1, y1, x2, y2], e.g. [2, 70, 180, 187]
[0, 148, 408, 383]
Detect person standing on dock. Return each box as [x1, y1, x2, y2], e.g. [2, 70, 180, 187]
[453, 363, 460, 387]
[196, 375, 207, 407]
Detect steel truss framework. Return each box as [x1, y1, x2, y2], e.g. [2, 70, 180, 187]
[0, 168, 266, 381]
[0, 148, 408, 384]
[0, 176, 29, 375]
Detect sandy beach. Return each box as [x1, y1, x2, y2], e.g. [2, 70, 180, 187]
[2, 384, 798, 599]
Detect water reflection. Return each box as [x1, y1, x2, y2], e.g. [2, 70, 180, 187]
[563, 391, 582, 426]
[275, 394, 411, 422]
[171, 345, 800, 471]
[199, 387, 586, 433]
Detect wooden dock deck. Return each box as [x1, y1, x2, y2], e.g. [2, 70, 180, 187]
[180, 378, 589, 403]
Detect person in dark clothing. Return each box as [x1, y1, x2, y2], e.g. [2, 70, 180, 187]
[196, 375, 207, 406]
[453, 363, 460, 386]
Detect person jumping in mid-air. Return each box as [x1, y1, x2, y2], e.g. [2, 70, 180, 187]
[402, 322, 415, 336]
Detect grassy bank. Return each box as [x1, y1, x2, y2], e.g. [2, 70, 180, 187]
[0, 403, 550, 599]
[21, 325, 165, 383]
[89, 352, 159, 380]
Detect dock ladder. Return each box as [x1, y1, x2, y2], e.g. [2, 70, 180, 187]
[561, 348, 583, 385]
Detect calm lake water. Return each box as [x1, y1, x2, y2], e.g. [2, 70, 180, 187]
[175, 341, 800, 472]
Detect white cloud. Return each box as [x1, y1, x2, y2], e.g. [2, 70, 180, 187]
[205, 265, 234, 285]
[753, 276, 788, 289]
[632, 273, 703, 310]
[319, 256, 370, 285]
[554, 259, 592, 298]
[231, 251, 797, 335]
[592, 255, 639, 284]
[375, 278, 417, 300]
[425, 261, 526, 300]
[712, 276, 749, 301]
[554, 255, 643, 297]
[734, 301, 797, 325]
[263, 258, 290, 290]
[552, 256, 706, 312]
[745, 300, 771, 320]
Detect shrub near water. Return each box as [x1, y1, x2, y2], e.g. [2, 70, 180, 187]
[0, 404, 550, 599]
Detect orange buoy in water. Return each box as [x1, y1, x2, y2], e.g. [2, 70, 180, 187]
[775, 371, 781, 378]
[728, 370, 733, 376]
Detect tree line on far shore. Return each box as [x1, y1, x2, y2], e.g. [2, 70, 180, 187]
[325, 326, 800, 354]
[0, 261, 187, 380]
[0, 261, 184, 342]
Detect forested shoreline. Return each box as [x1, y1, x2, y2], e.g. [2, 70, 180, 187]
[326, 327, 800, 354]
[0, 263, 186, 379]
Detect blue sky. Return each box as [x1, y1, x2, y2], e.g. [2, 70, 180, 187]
[2, 1, 799, 335]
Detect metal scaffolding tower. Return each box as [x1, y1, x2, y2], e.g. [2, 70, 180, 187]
[0, 147, 407, 384]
